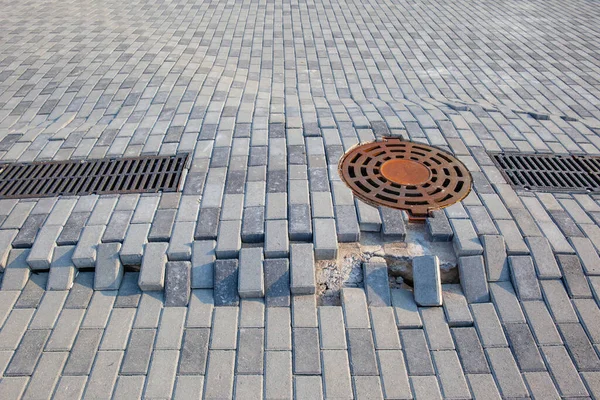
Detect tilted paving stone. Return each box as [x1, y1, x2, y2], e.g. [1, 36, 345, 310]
[12, 213, 47, 249]
[94, 242, 123, 290]
[62, 328, 104, 376]
[119, 223, 151, 265]
[266, 307, 292, 351]
[432, 350, 471, 399]
[522, 300, 563, 346]
[458, 255, 490, 303]
[489, 281, 526, 323]
[15, 272, 47, 308]
[508, 255, 542, 301]
[29, 290, 67, 329]
[195, 207, 221, 240]
[100, 307, 136, 351]
[167, 221, 195, 261]
[421, 307, 454, 351]
[522, 371, 561, 400]
[264, 258, 290, 307]
[237, 328, 265, 375]
[540, 279, 579, 323]
[470, 303, 508, 348]
[426, 209, 453, 242]
[504, 322, 546, 372]
[290, 243, 315, 295]
[45, 308, 85, 351]
[215, 219, 242, 259]
[292, 294, 318, 328]
[47, 245, 76, 290]
[390, 288, 422, 328]
[0, 309, 34, 351]
[72, 225, 105, 268]
[2, 248, 31, 290]
[496, 219, 530, 254]
[451, 327, 490, 374]
[334, 205, 360, 243]
[341, 288, 370, 329]
[63, 272, 93, 309]
[557, 322, 600, 371]
[321, 350, 353, 399]
[312, 218, 338, 260]
[412, 255, 442, 306]
[120, 328, 156, 375]
[482, 235, 509, 282]
[466, 374, 502, 400]
[238, 247, 264, 298]
[289, 204, 313, 241]
[138, 242, 168, 291]
[264, 219, 289, 258]
[541, 345, 589, 397]
[114, 272, 142, 308]
[265, 350, 293, 400]
[379, 207, 406, 240]
[57, 212, 90, 246]
[148, 208, 177, 242]
[363, 258, 391, 307]
[451, 218, 483, 256]
[292, 327, 321, 375]
[526, 236, 562, 279]
[102, 210, 134, 243]
[441, 284, 473, 327]
[26, 225, 62, 270]
[21, 351, 67, 399]
[399, 329, 435, 376]
[467, 206, 500, 237]
[191, 240, 215, 289]
[355, 200, 381, 232]
[485, 347, 530, 398]
[557, 254, 593, 298]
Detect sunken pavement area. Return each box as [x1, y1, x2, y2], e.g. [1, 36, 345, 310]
[1, 0, 600, 398]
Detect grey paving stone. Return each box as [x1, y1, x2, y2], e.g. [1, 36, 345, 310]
[210, 306, 238, 349]
[522, 300, 563, 346]
[362, 259, 390, 307]
[421, 307, 454, 351]
[451, 218, 483, 256]
[458, 255, 489, 303]
[94, 242, 123, 290]
[82, 290, 116, 329]
[191, 240, 215, 289]
[347, 328, 379, 376]
[432, 350, 470, 399]
[237, 328, 265, 375]
[509, 255, 542, 300]
[410, 376, 442, 400]
[0, 376, 29, 399]
[0, 308, 34, 351]
[292, 294, 318, 328]
[155, 307, 186, 350]
[341, 288, 370, 328]
[390, 288, 422, 328]
[114, 272, 142, 308]
[82, 351, 123, 398]
[482, 235, 509, 282]
[88, 197, 117, 225]
[313, 218, 338, 260]
[186, 289, 213, 328]
[558, 323, 600, 371]
[120, 223, 150, 265]
[47, 245, 76, 290]
[264, 350, 293, 400]
[148, 208, 176, 242]
[369, 307, 401, 350]
[264, 258, 290, 307]
[573, 299, 600, 344]
[319, 307, 347, 350]
[238, 247, 264, 298]
[485, 347, 529, 398]
[195, 207, 220, 240]
[241, 206, 265, 243]
[571, 237, 600, 275]
[334, 205, 360, 242]
[131, 195, 160, 224]
[26, 225, 61, 270]
[215, 219, 242, 259]
[12, 214, 46, 249]
[164, 261, 191, 307]
[266, 307, 292, 351]
[504, 322, 546, 372]
[355, 201, 381, 232]
[441, 284, 472, 327]
[558, 254, 592, 298]
[470, 302, 508, 348]
[239, 298, 265, 328]
[400, 329, 434, 376]
[0, 229, 18, 270]
[412, 255, 442, 306]
[523, 371, 561, 400]
[311, 192, 334, 218]
[540, 279, 579, 323]
[52, 376, 87, 400]
[113, 376, 145, 399]
[102, 210, 133, 243]
[133, 291, 163, 329]
[204, 350, 236, 399]
[353, 376, 384, 400]
[234, 375, 263, 400]
[120, 328, 156, 375]
[57, 212, 89, 246]
[2, 249, 31, 290]
[541, 345, 589, 397]
[72, 225, 105, 268]
[178, 328, 209, 375]
[2, 203, 35, 230]
[322, 350, 353, 399]
[145, 349, 179, 399]
[100, 308, 136, 351]
[289, 204, 313, 241]
[174, 375, 204, 400]
[138, 242, 168, 291]
[63, 272, 93, 309]
[46, 308, 85, 351]
[376, 350, 411, 399]
[0, 290, 19, 327]
[290, 243, 315, 295]
[264, 219, 289, 258]
[30, 290, 67, 329]
[467, 205, 499, 236]
[380, 207, 406, 240]
[294, 376, 323, 400]
[451, 327, 489, 374]
[550, 209, 585, 237]
[581, 372, 600, 399]
[489, 281, 526, 323]
[214, 259, 239, 306]
[63, 329, 103, 376]
[292, 327, 320, 375]
[466, 374, 502, 400]
[526, 236, 562, 279]
[167, 221, 195, 261]
[15, 272, 47, 308]
[5, 329, 50, 376]
[426, 209, 453, 241]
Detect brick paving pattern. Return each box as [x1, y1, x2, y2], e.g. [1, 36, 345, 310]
[2, 0, 600, 398]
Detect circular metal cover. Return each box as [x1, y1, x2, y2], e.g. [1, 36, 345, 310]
[338, 137, 472, 220]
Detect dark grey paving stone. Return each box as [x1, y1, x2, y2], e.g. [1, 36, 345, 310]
[558, 323, 600, 372]
[114, 272, 142, 308]
[308, 168, 329, 192]
[557, 255, 592, 299]
[451, 327, 489, 374]
[426, 209, 453, 242]
[178, 328, 209, 375]
[237, 328, 265, 375]
[335, 205, 360, 242]
[63, 272, 94, 309]
[265, 259, 290, 307]
[380, 208, 406, 240]
[214, 259, 239, 306]
[241, 206, 265, 243]
[550, 210, 584, 237]
[504, 323, 546, 372]
[289, 204, 312, 241]
[120, 329, 156, 375]
[165, 261, 191, 307]
[57, 212, 90, 246]
[268, 169, 287, 193]
[194, 208, 220, 240]
[63, 329, 103, 375]
[399, 329, 434, 376]
[12, 214, 46, 248]
[508, 256, 542, 301]
[14, 272, 47, 308]
[292, 327, 320, 375]
[148, 209, 176, 242]
[348, 329, 379, 376]
[4, 329, 50, 376]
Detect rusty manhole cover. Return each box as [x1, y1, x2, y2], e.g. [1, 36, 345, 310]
[338, 137, 472, 220]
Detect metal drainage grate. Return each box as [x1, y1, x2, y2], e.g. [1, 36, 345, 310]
[338, 137, 472, 220]
[0, 154, 189, 199]
[490, 152, 600, 193]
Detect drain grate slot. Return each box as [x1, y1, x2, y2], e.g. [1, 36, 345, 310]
[0, 154, 188, 199]
[490, 152, 600, 193]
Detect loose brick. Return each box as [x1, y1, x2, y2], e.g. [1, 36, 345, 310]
[526, 236, 561, 279]
[390, 288, 422, 328]
[138, 242, 168, 291]
[482, 235, 509, 282]
[94, 242, 123, 290]
[313, 218, 338, 260]
[412, 255, 442, 306]
[489, 281, 526, 323]
[191, 240, 215, 289]
[290, 243, 316, 295]
[215, 219, 242, 259]
[363, 258, 391, 307]
[2, 248, 31, 290]
[508, 255, 542, 300]
[47, 245, 76, 290]
[341, 288, 370, 328]
[238, 247, 264, 297]
[458, 255, 489, 303]
[26, 225, 61, 270]
[264, 258, 290, 307]
[72, 225, 105, 268]
[120, 223, 151, 265]
[451, 219, 483, 256]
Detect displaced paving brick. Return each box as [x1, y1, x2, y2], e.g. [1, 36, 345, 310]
[63, 272, 93, 309]
[191, 240, 215, 289]
[120, 223, 151, 265]
[458, 255, 489, 303]
[214, 259, 239, 306]
[380, 208, 406, 240]
[526, 236, 562, 279]
[508, 255, 542, 300]
[72, 225, 105, 268]
[63, 329, 103, 376]
[215, 219, 242, 259]
[57, 212, 89, 245]
[289, 204, 313, 241]
[489, 281, 526, 323]
[241, 206, 265, 243]
[482, 235, 509, 282]
[47, 245, 76, 291]
[102, 210, 133, 243]
[363, 259, 391, 307]
[290, 243, 315, 295]
[264, 258, 290, 307]
[557, 254, 592, 298]
[115, 272, 142, 308]
[238, 247, 264, 297]
[355, 201, 382, 232]
[451, 219, 483, 256]
[390, 288, 422, 328]
[399, 329, 434, 376]
[412, 255, 442, 306]
[26, 225, 62, 270]
[426, 209, 453, 241]
[195, 208, 220, 240]
[12, 214, 46, 249]
[138, 242, 168, 291]
[120, 329, 156, 375]
[15, 272, 47, 309]
[167, 221, 195, 261]
[2, 248, 31, 290]
[313, 218, 338, 260]
[94, 242, 123, 290]
[441, 284, 473, 327]
[148, 209, 176, 242]
[165, 261, 191, 307]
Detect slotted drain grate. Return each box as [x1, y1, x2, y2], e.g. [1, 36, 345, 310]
[0, 154, 189, 199]
[490, 152, 600, 193]
[338, 137, 472, 220]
